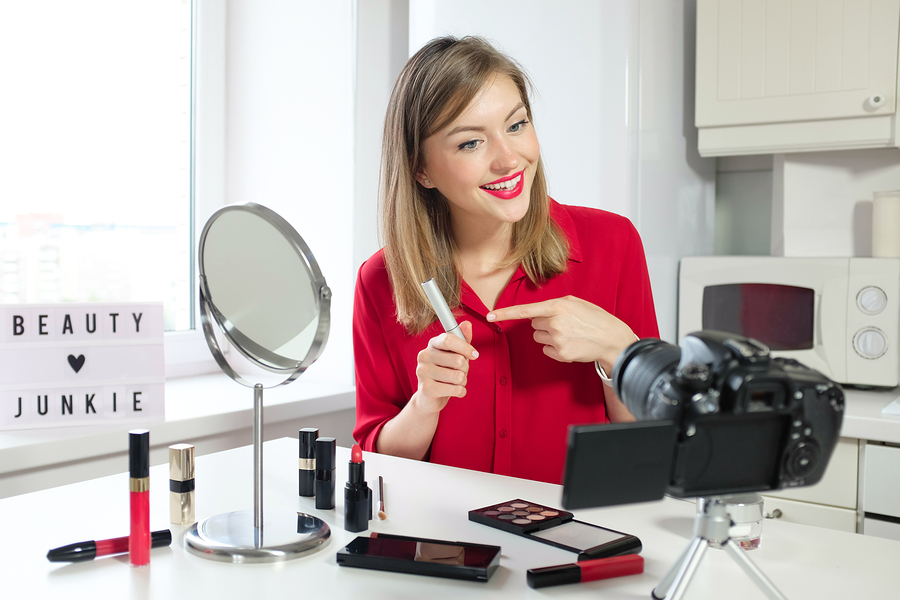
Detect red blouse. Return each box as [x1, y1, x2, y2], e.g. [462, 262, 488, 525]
[352, 200, 659, 484]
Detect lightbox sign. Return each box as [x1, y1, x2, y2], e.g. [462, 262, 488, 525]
[0, 303, 165, 430]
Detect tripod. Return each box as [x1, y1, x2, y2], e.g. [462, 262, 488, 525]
[651, 497, 787, 600]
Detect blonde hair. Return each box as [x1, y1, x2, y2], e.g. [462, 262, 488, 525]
[380, 36, 568, 333]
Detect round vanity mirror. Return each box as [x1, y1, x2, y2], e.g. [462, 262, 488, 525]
[198, 202, 330, 382]
[186, 202, 332, 563]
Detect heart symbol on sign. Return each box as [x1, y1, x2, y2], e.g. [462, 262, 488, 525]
[68, 354, 85, 373]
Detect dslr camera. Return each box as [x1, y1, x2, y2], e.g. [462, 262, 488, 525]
[562, 331, 845, 507]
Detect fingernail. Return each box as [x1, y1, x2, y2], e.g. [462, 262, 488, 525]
[486, 313, 495, 322]
[472, 349, 479, 359]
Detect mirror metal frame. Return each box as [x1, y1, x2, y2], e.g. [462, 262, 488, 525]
[197, 202, 331, 387]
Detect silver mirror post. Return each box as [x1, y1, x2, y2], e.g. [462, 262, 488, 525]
[254, 383, 263, 536]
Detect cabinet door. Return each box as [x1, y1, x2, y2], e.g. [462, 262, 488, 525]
[696, 0, 899, 128]
[863, 443, 900, 519]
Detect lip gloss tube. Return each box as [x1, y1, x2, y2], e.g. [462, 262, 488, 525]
[47, 530, 172, 563]
[315, 437, 336, 510]
[299, 428, 318, 497]
[129, 429, 150, 567]
[526, 554, 644, 589]
[169, 443, 195, 525]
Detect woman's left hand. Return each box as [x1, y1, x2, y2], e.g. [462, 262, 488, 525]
[487, 296, 636, 373]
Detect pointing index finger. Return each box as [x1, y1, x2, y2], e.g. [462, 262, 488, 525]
[487, 300, 556, 322]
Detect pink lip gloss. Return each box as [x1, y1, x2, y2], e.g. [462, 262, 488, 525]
[129, 429, 150, 567]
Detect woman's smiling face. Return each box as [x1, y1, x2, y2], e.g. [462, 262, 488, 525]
[416, 74, 540, 232]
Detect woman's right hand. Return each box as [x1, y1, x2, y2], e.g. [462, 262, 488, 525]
[411, 320, 478, 414]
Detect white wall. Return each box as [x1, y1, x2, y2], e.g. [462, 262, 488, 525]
[221, 0, 716, 366]
[405, 0, 715, 342]
[774, 149, 900, 257]
[225, 0, 356, 386]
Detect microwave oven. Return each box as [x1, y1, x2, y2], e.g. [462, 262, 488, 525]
[678, 257, 899, 388]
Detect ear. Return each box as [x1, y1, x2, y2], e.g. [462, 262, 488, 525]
[415, 170, 435, 189]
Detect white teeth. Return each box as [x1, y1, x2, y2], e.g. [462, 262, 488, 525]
[482, 174, 521, 191]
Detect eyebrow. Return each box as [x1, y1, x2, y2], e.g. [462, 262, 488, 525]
[444, 102, 526, 138]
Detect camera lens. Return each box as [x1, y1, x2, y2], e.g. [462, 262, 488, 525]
[613, 339, 681, 420]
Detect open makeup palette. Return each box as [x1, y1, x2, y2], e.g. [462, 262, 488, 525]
[468, 499, 642, 560]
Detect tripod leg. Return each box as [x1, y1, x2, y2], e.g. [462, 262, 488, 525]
[651, 538, 692, 600]
[723, 539, 788, 600]
[653, 536, 708, 600]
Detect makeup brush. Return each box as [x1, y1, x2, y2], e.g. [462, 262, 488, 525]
[377, 475, 387, 520]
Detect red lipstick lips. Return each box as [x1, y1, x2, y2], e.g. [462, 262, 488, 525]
[480, 170, 525, 199]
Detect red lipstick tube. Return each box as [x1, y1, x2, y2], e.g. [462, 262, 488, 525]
[526, 554, 643, 589]
[129, 429, 150, 567]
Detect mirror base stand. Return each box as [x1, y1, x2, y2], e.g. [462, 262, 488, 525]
[184, 509, 331, 563]
[184, 385, 331, 563]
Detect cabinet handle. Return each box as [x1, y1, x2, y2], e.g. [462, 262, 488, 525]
[765, 509, 783, 520]
[866, 94, 886, 110]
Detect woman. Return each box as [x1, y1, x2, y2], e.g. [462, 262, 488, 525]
[353, 36, 658, 484]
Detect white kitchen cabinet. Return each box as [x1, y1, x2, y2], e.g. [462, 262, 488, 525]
[860, 442, 900, 540]
[696, 0, 900, 156]
[762, 437, 859, 532]
[763, 496, 858, 532]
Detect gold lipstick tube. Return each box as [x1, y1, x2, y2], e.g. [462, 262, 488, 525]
[169, 443, 195, 525]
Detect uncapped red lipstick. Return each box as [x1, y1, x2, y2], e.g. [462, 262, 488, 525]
[47, 530, 172, 563]
[344, 444, 370, 533]
[527, 554, 644, 589]
[129, 429, 150, 567]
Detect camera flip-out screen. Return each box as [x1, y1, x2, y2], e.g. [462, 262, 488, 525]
[561, 421, 679, 510]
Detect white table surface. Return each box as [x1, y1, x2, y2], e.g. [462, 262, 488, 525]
[3, 437, 899, 599]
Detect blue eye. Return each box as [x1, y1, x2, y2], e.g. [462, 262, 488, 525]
[509, 119, 529, 133]
[458, 140, 479, 151]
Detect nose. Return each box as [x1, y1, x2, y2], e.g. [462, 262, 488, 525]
[491, 138, 518, 173]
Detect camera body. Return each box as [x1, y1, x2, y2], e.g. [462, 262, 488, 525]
[612, 331, 844, 498]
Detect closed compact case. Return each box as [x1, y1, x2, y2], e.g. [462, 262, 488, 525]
[336, 533, 501, 582]
[469, 499, 641, 560]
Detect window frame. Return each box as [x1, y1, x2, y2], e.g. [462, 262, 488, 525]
[165, 0, 227, 378]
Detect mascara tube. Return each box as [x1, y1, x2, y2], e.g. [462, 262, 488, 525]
[422, 278, 466, 341]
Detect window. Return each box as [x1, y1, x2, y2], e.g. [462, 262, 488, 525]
[0, 1, 193, 331]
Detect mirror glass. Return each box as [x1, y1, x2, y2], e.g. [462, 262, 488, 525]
[199, 203, 329, 379]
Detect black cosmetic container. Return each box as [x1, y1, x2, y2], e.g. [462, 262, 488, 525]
[315, 437, 336, 510]
[299, 428, 318, 497]
[344, 447, 370, 533]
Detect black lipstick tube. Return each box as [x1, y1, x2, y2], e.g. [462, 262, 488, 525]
[315, 437, 336, 510]
[344, 459, 369, 533]
[298, 428, 318, 497]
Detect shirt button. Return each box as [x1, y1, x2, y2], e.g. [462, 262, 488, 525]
[499, 376, 508, 385]
[495, 324, 503, 333]
[499, 429, 508, 438]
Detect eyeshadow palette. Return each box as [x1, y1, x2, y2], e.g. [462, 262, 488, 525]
[468, 499, 574, 534]
[469, 499, 642, 561]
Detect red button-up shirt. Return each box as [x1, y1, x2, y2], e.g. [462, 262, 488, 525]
[352, 200, 659, 484]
